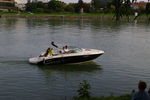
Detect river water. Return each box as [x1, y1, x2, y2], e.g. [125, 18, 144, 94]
[0, 18, 150, 100]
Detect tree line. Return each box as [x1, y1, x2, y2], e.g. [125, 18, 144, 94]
[25, 0, 150, 20]
[26, 0, 91, 13]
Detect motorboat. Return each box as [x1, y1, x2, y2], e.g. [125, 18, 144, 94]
[29, 46, 104, 65]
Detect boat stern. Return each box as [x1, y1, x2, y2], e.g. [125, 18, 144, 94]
[29, 57, 43, 64]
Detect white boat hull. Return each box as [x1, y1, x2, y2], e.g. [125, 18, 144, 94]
[29, 49, 104, 65]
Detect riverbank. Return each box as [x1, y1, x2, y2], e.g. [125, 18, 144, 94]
[74, 94, 131, 100]
[0, 12, 148, 21]
[0, 12, 113, 20]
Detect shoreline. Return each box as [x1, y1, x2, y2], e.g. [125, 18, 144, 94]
[0, 14, 113, 20]
[74, 94, 131, 100]
[0, 14, 148, 21]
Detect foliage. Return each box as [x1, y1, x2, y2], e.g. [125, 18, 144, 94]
[26, 2, 35, 12]
[33, 8, 44, 13]
[77, 80, 91, 99]
[146, 3, 150, 17]
[78, 0, 84, 9]
[105, 1, 115, 13]
[91, 0, 103, 9]
[109, 0, 133, 21]
[23, 0, 150, 21]
[26, 2, 45, 12]
[83, 3, 91, 13]
[124, 0, 132, 16]
[74, 94, 131, 100]
[74, 0, 84, 13]
[112, 0, 122, 20]
[48, 0, 66, 12]
[91, 0, 107, 13]
[65, 3, 75, 12]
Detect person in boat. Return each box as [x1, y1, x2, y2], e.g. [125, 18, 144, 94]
[64, 45, 69, 53]
[48, 48, 54, 56]
[43, 48, 50, 57]
[43, 48, 54, 57]
[132, 81, 150, 100]
[59, 45, 69, 54]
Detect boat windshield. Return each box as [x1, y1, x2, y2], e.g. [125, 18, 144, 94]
[68, 47, 83, 53]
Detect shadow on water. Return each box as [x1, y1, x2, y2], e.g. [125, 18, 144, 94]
[37, 61, 102, 72]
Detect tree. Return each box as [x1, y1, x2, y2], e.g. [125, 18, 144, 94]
[26, 3, 32, 12]
[105, 1, 115, 13]
[110, 0, 134, 21]
[91, 0, 102, 9]
[75, 0, 84, 13]
[26, 2, 45, 12]
[146, 3, 150, 20]
[26, 2, 38, 12]
[48, 0, 66, 12]
[77, 80, 91, 98]
[83, 3, 91, 13]
[78, 0, 84, 9]
[36, 2, 44, 8]
[124, 0, 132, 21]
[65, 3, 75, 12]
[112, 0, 122, 21]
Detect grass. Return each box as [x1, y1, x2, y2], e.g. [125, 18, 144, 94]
[74, 94, 131, 100]
[0, 12, 149, 19]
[1, 12, 149, 17]
[0, 12, 148, 21]
[0, 12, 114, 16]
[0, 12, 18, 15]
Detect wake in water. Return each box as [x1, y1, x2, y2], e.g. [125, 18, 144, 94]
[0, 57, 28, 65]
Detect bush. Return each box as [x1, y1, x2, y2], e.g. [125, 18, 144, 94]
[77, 80, 91, 99]
[48, 0, 66, 12]
[65, 4, 75, 12]
[33, 8, 44, 13]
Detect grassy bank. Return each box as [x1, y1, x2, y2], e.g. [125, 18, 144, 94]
[74, 94, 131, 100]
[0, 12, 114, 16]
[0, 12, 148, 21]
[0, 12, 148, 17]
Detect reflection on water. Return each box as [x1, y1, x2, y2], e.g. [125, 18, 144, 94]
[38, 61, 101, 72]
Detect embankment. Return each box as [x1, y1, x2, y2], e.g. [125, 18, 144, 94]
[0, 14, 149, 21]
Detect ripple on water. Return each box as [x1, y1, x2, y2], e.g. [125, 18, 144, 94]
[0, 18, 150, 99]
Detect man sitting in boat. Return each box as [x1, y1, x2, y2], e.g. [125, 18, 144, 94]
[59, 45, 69, 54]
[64, 45, 69, 53]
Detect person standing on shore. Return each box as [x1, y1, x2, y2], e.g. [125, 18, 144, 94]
[132, 81, 150, 100]
[148, 88, 150, 95]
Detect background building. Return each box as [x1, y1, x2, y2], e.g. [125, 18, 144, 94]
[0, 0, 16, 11]
[132, 1, 147, 9]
